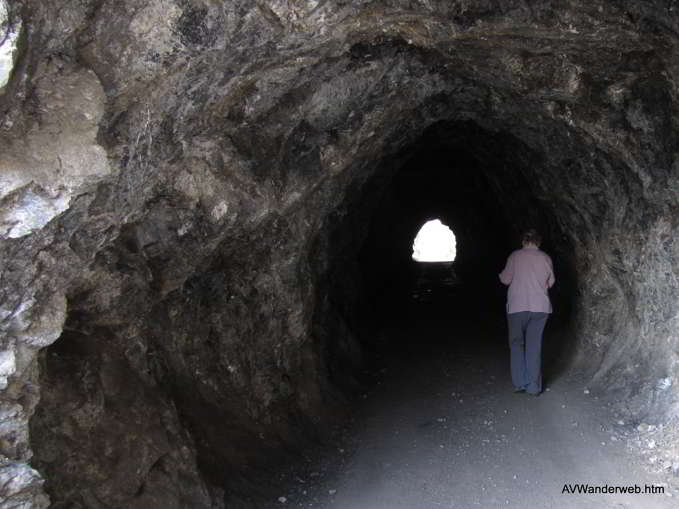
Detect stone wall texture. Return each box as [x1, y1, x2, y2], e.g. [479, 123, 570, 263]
[0, 0, 677, 507]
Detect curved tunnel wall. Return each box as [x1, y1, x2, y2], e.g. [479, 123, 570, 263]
[0, 1, 677, 507]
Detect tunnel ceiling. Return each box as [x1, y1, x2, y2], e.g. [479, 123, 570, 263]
[0, 1, 677, 507]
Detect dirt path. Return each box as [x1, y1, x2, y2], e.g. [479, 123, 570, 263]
[272, 314, 677, 508]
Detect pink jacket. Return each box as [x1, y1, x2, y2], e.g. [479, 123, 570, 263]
[499, 247, 555, 314]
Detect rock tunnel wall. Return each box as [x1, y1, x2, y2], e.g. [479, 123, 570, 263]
[0, 1, 677, 506]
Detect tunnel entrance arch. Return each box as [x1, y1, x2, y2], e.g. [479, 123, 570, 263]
[13, 2, 678, 506]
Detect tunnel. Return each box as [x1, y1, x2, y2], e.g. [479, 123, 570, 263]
[0, 1, 677, 507]
[320, 120, 579, 389]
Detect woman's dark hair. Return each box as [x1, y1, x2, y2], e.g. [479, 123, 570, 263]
[522, 228, 542, 246]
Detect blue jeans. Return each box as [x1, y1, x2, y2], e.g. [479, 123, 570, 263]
[507, 311, 549, 394]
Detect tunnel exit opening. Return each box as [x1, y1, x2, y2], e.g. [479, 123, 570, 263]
[412, 219, 457, 263]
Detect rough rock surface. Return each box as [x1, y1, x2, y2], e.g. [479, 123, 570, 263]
[0, 0, 677, 507]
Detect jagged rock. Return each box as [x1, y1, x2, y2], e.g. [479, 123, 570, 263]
[0, 0, 676, 507]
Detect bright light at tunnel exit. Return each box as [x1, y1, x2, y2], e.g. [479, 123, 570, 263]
[412, 219, 457, 262]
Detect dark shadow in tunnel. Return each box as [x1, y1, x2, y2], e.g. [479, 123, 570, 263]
[323, 120, 580, 394]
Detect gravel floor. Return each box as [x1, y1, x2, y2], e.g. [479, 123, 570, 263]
[268, 309, 678, 509]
